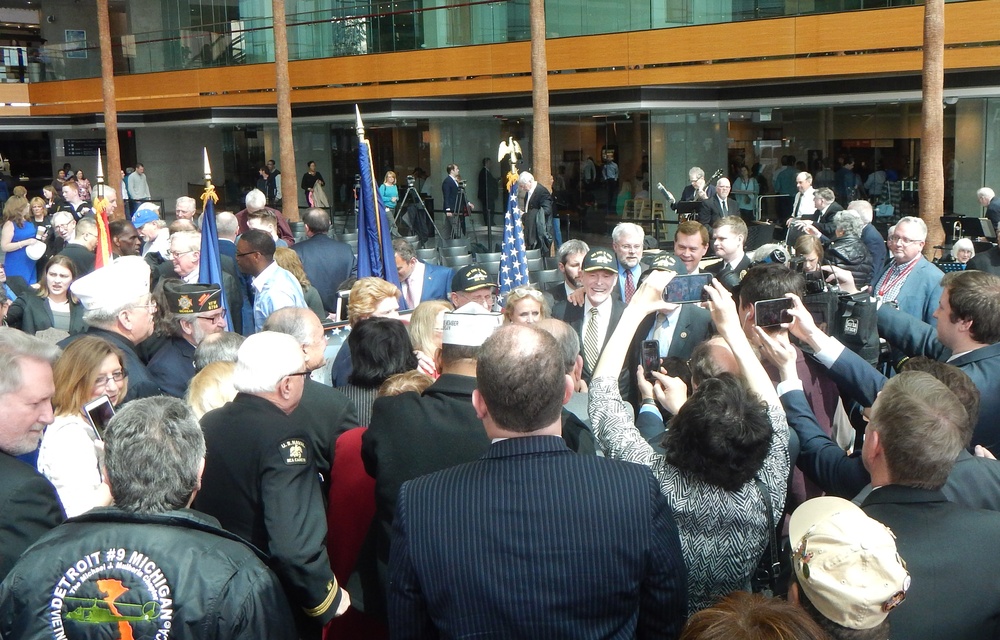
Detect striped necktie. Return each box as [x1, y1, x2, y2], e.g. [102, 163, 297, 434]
[584, 308, 601, 372]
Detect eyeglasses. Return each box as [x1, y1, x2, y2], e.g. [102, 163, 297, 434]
[195, 310, 228, 324]
[130, 299, 157, 313]
[236, 250, 260, 258]
[167, 249, 196, 259]
[888, 235, 922, 246]
[285, 370, 311, 379]
[93, 368, 128, 389]
[511, 287, 544, 301]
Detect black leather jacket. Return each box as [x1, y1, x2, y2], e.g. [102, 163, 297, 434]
[828, 235, 873, 288]
[0, 508, 298, 640]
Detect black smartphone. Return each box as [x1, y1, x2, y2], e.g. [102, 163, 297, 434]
[641, 340, 661, 382]
[754, 297, 794, 328]
[662, 273, 713, 304]
[83, 395, 115, 436]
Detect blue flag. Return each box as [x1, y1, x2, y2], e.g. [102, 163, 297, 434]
[356, 138, 400, 287]
[498, 182, 528, 305]
[198, 190, 233, 331]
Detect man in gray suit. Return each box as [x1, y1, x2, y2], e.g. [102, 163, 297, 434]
[388, 324, 687, 639]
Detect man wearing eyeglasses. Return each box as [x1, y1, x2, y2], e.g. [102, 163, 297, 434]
[194, 331, 350, 637]
[56, 215, 97, 277]
[149, 281, 227, 398]
[611, 222, 647, 303]
[61, 256, 162, 402]
[872, 216, 943, 326]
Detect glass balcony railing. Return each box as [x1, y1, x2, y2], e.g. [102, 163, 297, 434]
[29, 0, 938, 82]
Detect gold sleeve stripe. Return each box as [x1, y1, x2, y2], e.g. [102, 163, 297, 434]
[303, 579, 342, 618]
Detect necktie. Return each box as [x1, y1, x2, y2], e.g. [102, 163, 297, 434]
[624, 269, 635, 303]
[792, 193, 801, 217]
[722, 198, 728, 215]
[584, 308, 601, 372]
[653, 313, 670, 356]
[404, 278, 414, 309]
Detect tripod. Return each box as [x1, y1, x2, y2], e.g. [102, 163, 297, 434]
[446, 184, 472, 241]
[394, 183, 443, 246]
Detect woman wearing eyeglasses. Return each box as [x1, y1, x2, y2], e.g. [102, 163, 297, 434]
[37, 336, 129, 517]
[7, 255, 85, 337]
[502, 286, 551, 325]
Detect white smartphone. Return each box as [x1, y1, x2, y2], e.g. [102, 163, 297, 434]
[83, 395, 115, 436]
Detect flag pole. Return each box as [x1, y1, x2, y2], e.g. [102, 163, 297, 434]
[199, 148, 233, 331]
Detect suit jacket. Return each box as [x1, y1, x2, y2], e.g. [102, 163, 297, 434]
[546, 280, 574, 303]
[966, 245, 1000, 276]
[441, 176, 460, 213]
[292, 234, 356, 313]
[874, 257, 942, 326]
[288, 378, 361, 488]
[406, 262, 452, 309]
[697, 195, 738, 228]
[147, 336, 196, 398]
[388, 436, 687, 640]
[811, 201, 844, 237]
[877, 304, 1000, 448]
[359, 374, 595, 620]
[861, 485, 1000, 640]
[627, 304, 712, 409]
[552, 297, 632, 400]
[524, 183, 554, 248]
[986, 195, 1000, 229]
[0, 452, 65, 584]
[8, 293, 85, 336]
[704, 254, 752, 292]
[861, 224, 887, 286]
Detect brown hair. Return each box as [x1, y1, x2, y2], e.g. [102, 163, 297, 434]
[37, 255, 79, 302]
[676, 220, 709, 246]
[680, 591, 828, 640]
[2, 195, 29, 226]
[53, 336, 128, 418]
[274, 247, 311, 289]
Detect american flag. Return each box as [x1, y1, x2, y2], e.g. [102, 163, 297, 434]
[498, 182, 528, 305]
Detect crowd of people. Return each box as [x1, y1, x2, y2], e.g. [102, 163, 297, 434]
[2, 164, 1000, 640]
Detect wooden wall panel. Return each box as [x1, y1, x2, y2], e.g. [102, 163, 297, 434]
[20, 0, 1000, 117]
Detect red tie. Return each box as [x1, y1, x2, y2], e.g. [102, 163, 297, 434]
[625, 269, 635, 303]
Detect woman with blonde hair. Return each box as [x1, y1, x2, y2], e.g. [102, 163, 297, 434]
[187, 360, 237, 419]
[502, 286, 550, 325]
[332, 276, 402, 386]
[274, 247, 325, 318]
[379, 171, 399, 216]
[408, 299, 452, 377]
[1, 193, 41, 284]
[37, 336, 129, 516]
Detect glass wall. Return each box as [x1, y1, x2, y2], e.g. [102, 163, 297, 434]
[32, 0, 954, 80]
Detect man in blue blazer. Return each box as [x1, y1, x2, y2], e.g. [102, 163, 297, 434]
[388, 324, 687, 639]
[872, 216, 942, 326]
[292, 208, 356, 315]
[392, 239, 452, 310]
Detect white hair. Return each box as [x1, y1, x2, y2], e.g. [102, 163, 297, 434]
[847, 200, 874, 224]
[952, 237, 975, 259]
[245, 189, 266, 211]
[517, 171, 535, 187]
[612, 222, 645, 243]
[896, 216, 928, 240]
[978, 188, 995, 201]
[175, 196, 197, 210]
[233, 332, 304, 394]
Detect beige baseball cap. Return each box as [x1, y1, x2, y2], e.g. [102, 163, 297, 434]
[790, 496, 910, 630]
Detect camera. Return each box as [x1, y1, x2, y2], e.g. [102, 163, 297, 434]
[790, 257, 829, 295]
[457, 180, 467, 189]
[406, 175, 415, 188]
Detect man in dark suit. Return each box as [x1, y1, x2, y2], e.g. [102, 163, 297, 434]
[552, 248, 629, 398]
[517, 171, 553, 250]
[264, 307, 359, 488]
[291, 208, 355, 315]
[977, 186, 1000, 229]
[676, 166, 716, 206]
[611, 222, 648, 303]
[0, 329, 65, 584]
[697, 176, 738, 228]
[442, 163, 467, 239]
[860, 371, 1000, 640]
[388, 324, 687, 638]
[547, 239, 588, 303]
[704, 216, 751, 290]
[788, 187, 843, 247]
[393, 238, 452, 310]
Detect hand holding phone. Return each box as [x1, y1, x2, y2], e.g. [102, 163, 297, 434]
[754, 297, 794, 328]
[641, 340, 661, 382]
[662, 273, 714, 304]
[83, 395, 116, 436]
